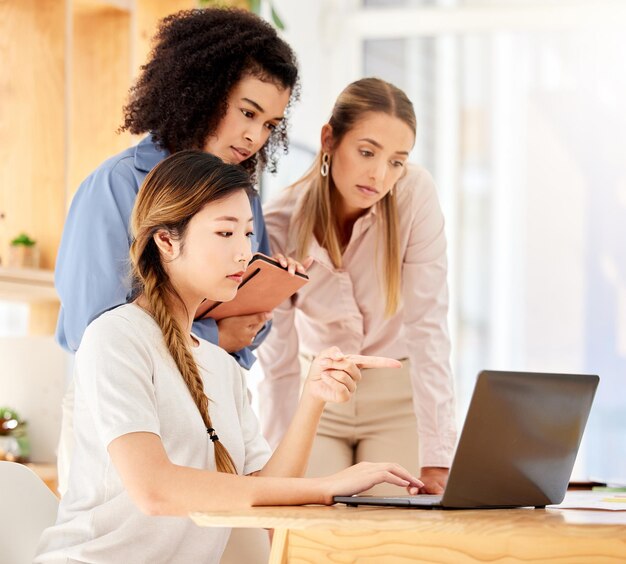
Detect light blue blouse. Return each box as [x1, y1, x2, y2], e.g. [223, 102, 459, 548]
[54, 135, 270, 369]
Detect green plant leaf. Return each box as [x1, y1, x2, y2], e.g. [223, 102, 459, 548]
[10, 233, 36, 247]
[198, 0, 233, 7]
[0, 407, 21, 422]
[270, 2, 285, 30]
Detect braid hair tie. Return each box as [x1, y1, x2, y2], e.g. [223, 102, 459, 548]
[206, 427, 220, 442]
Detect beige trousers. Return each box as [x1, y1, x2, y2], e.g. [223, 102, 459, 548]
[301, 356, 420, 496]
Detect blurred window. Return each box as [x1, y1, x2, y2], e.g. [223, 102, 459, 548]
[358, 1, 626, 483]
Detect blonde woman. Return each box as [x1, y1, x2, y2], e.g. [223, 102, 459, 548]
[258, 78, 457, 495]
[35, 151, 421, 564]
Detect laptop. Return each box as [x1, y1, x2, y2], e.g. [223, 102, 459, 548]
[334, 370, 599, 509]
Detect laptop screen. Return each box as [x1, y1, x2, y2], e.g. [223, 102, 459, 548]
[335, 370, 598, 509]
[441, 370, 599, 508]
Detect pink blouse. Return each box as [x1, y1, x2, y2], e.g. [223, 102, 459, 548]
[257, 164, 457, 468]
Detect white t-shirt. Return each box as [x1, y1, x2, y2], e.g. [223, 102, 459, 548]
[35, 304, 272, 564]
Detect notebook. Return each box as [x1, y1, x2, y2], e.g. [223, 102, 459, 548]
[195, 253, 309, 320]
[334, 370, 599, 509]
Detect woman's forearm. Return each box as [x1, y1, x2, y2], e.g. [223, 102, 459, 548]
[256, 391, 325, 478]
[109, 427, 419, 517]
[148, 465, 327, 515]
[109, 432, 327, 516]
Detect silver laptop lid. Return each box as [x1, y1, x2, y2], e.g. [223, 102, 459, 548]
[441, 370, 599, 508]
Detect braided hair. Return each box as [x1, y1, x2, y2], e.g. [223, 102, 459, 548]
[130, 150, 253, 473]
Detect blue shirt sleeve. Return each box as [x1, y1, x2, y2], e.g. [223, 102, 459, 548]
[55, 160, 139, 353]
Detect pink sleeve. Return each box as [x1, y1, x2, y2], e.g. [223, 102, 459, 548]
[401, 173, 457, 468]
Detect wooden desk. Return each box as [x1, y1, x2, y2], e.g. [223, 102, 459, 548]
[191, 496, 626, 563]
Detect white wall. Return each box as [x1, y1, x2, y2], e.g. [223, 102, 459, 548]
[0, 337, 67, 462]
[261, 0, 363, 201]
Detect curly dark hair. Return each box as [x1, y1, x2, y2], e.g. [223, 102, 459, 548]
[120, 8, 299, 179]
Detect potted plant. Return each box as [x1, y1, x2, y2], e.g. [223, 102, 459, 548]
[8, 232, 40, 269]
[0, 407, 31, 463]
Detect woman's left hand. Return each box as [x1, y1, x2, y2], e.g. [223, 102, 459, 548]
[303, 346, 402, 404]
[273, 253, 314, 276]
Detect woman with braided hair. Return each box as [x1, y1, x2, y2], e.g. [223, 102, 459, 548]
[54, 7, 308, 499]
[35, 152, 422, 563]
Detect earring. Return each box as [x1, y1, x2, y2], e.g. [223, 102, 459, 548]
[389, 187, 394, 197]
[320, 152, 330, 177]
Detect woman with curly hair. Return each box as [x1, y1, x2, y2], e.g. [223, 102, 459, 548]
[36, 151, 420, 564]
[56, 8, 300, 363]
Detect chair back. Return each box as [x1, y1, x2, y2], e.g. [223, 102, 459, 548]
[0, 461, 59, 564]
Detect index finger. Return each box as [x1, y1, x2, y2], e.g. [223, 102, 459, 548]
[344, 355, 402, 369]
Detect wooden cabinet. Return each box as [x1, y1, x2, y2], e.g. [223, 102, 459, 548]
[0, 0, 67, 273]
[0, 0, 194, 333]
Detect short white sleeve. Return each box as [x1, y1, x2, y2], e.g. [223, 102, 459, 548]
[75, 312, 161, 448]
[237, 369, 272, 475]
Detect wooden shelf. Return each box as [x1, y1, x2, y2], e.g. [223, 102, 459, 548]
[0, 266, 57, 303]
[0, 0, 196, 327]
[73, 0, 132, 14]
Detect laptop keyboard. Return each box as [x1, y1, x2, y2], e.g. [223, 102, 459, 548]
[407, 494, 443, 505]
[334, 494, 444, 507]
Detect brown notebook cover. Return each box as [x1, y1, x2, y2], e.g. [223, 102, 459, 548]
[195, 253, 309, 321]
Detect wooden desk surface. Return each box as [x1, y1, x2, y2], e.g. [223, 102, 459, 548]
[191, 505, 626, 528]
[191, 496, 626, 563]
[191, 501, 626, 532]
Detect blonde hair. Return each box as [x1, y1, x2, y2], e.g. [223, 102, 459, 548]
[130, 150, 252, 474]
[294, 78, 416, 316]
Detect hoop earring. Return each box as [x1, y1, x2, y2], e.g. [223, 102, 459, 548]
[320, 153, 330, 177]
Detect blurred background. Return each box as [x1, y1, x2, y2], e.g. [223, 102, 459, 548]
[1, 0, 624, 485]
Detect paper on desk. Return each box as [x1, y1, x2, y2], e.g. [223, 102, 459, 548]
[549, 491, 626, 511]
